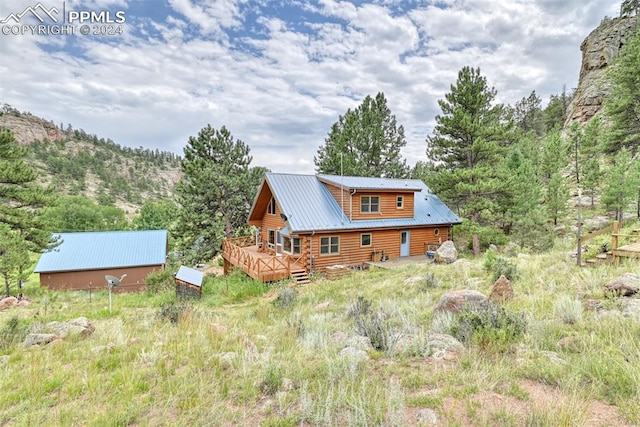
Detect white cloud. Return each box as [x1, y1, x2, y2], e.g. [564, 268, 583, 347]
[0, 0, 621, 175]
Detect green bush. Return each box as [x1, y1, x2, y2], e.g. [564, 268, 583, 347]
[483, 250, 519, 282]
[157, 300, 192, 324]
[260, 363, 283, 396]
[0, 316, 28, 350]
[451, 301, 526, 352]
[145, 268, 175, 294]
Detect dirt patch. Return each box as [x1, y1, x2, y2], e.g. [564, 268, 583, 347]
[404, 378, 631, 426]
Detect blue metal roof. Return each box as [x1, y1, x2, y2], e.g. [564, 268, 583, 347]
[318, 174, 423, 191]
[34, 230, 168, 273]
[265, 173, 461, 233]
[175, 266, 204, 287]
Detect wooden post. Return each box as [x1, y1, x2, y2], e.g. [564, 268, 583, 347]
[577, 189, 582, 267]
[612, 220, 620, 266]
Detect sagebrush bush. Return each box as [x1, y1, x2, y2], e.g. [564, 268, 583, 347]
[419, 272, 440, 291]
[0, 316, 28, 350]
[451, 301, 526, 352]
[273, 286, 297, 309]
[348, 295, 400, 351]
[554, 294, 583, 324]
[483, 250, 519, 281]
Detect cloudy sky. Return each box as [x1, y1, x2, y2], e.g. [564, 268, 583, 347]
[0, 0, 620, 174]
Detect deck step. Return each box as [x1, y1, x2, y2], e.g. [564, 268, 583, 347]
[595, 253, 609, 259]
[290, 269, 311, 285]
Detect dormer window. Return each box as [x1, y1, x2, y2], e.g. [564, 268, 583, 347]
[361, 196, 380, 213]
[267, 197, 276, 215]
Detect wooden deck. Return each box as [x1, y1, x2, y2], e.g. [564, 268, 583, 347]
[613, 241, 640, 266]
[222, 237, 305, 282]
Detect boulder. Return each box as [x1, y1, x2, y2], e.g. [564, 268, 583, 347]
[313, 301, 331, 311]
[604, 273, 640, 297]
[24, 333, 57, 347]
[416, 408, 439, 426]
[434, 241, 457, 264]
[435, 290, 487, 314]
[621, 299, 640, 320]
[425, 333, 464, 360]
[339, 346, 370, 363]
[40, 317, 94, 339]
[488, 275, 514, 303]
[0, 297, 18, 310]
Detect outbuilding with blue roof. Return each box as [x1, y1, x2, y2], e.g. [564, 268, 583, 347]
[34, 230, 168, 292]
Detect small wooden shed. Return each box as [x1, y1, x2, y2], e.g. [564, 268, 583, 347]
[175, 266, 204, 298]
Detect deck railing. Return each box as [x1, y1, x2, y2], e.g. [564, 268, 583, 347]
[222, 236, 305, 281]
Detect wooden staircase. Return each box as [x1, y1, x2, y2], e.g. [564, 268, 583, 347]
[290, 269, 311, 285]
[586, 252, 613, 265]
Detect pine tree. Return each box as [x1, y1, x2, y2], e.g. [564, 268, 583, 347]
[425, 67, 514, 255]
[174, 125, 263, 263]
[0, 128, 52, 252]
[0, 224, 29, 297]
[602, 148, 639, 223]
[604, 29, 640, 153]
[512, 91, 544, 136]
[315, 92, 409, 178]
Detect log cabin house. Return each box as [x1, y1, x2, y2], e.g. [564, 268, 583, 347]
[222, 173, 461, 282]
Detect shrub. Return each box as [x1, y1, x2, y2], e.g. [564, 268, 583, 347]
[157, 300, 192, 324]
[348, 295, 400, 352]
[260, 363, 283, 396]
[145, 268, 175, 294]
[419, 272, 440, 291]
[483, 250, 519, 282]
[554, 295, 583, 324]
[450, 301, 526, 352]
[0, 316, 28, 350]
[273, 287, 297, 309]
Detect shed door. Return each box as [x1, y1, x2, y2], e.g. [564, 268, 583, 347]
[400, 231, 410, 257]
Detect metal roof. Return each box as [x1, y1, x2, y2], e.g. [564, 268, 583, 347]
[34, 230, 168, 273]
[318, 174, 423, 191]
[265, 173, 461, 233]
[175, 266, 204, 287]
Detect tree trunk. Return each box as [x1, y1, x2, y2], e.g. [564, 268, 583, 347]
[3, 273, 9, 297]
[472, 233, 480, 256]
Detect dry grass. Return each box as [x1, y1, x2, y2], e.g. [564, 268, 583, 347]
[1, 249, 640, 426]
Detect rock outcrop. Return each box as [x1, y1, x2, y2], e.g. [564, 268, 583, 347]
[565, 15, 637, 126]
[0, 112, 64, 145]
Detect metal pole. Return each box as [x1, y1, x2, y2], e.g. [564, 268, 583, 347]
[109, 286, 112, 314]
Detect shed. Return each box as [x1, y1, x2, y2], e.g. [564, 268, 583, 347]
[34, 230, 168, 292]
[174, 266, 204, 299]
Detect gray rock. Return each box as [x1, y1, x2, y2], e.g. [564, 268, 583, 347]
[435, 240, 457, 264]
[425, 333, 464, 359]
[281, 378, 295, 391]
[24, 333, 57, 347]
[313, 301, 331, 311]
[621, 299, 640, 320]
[329, 331, 348, 347]
[604, 273, 640, 297]
[416, 408, 439, 425]
[339, 346, 370, 363]
[345, 335, 372, 351]
[404, 276, 422, 284]
[435, 290, 487, 314]
[0, 297, 18, 310]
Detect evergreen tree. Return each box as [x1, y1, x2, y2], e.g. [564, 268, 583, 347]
[315, 92, 409, 178]
[546, 172, 570, 226]
[580, 117, 604, 208]
[602, 148, 639, 223]
[425, 66, 514, 255]
[40, 196, 128, 232]
[542, 87, 572, 132]
[604, 29, 640, 153]
[0, 224, 30, 297]
[0, 128, 52, 252]
[512, 91, 544, 136]
[174, 125, 263, 263]
[620, 0, 639, 17]
[540, 130, 568, 181]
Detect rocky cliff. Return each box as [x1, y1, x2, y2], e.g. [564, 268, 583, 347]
[0, 110, 64, 145]
[565, 15, 637, 126]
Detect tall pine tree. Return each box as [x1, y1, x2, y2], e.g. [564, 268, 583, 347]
[315, 92, 409, 178]
[425, 67, 514, 255]
[174, 125, 264, 263]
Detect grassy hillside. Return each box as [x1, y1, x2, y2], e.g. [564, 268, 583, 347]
[1, 238, 639, 426]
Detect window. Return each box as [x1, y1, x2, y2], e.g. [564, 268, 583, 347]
[268, 229, 275, 247]
[267, 197, 276, 215]
[361, 196, 380, 213]
[434, 228, 440, 236]
[283, 237, 300, 254]
[320, 236, 339, 255]
[396, 196, 404, 209]
[361, 233, 372, 247]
